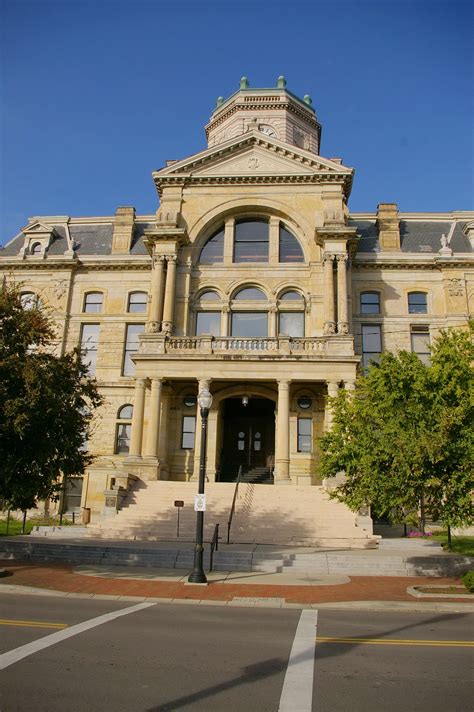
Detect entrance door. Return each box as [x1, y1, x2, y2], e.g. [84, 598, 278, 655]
[220, 397, 275, 482]
[232, 419, 267, 469]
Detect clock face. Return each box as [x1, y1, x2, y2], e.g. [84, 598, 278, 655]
[259, 124, 277, 138]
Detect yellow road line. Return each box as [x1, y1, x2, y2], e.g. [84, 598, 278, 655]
[317, 636, 473, 648]
[0, 619, 68, 630]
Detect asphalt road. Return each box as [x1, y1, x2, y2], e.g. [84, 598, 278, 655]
[0, 593, 472, 712]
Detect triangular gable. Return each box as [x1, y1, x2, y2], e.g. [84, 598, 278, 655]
[21, 220, 55, 236]
[154, 130, 353, 180]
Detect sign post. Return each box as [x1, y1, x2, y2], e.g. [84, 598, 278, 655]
[174, 500, 184, 538]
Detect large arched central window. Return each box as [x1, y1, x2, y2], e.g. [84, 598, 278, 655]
[198, 218, 304, 264]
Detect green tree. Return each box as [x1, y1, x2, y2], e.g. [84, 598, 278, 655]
[0, 284, 103, 510]
[319, 325, 473, 532]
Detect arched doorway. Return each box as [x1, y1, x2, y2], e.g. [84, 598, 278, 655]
[219, 397, 275, 484]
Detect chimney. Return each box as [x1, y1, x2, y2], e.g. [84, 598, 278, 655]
[376, 203, 400, 251]
[112, 207, 135, 254]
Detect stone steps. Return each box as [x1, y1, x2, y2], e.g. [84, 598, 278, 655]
[1, 538, 470, 577]
[85, 480, 375, 547]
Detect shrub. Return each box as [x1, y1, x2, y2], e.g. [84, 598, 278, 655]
[461, 571, 474, 593]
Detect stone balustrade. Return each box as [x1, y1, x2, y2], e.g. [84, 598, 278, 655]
[139, 334, 355, 358]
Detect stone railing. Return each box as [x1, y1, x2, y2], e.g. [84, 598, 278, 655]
[138, 333, 356, 357]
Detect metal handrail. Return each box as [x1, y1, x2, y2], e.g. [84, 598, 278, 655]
[209, 523, 220, 572]
[227, 465, 242, 544]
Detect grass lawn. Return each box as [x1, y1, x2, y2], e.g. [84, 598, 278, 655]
[0, 516, 74, 537]
[432, 531, 474, 557]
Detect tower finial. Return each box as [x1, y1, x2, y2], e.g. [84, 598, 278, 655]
[240, 76, 249, 89]
[277, 75, 287, 88]
[304, 94, 312, 105]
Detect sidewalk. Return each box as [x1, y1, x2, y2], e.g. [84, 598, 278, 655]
[1, 560, 473, 612]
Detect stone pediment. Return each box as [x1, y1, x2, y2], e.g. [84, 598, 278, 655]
[154, 131, 353, 190]
[22, 220, 55, 236]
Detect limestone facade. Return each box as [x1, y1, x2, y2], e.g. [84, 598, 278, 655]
[1, 77, 473, 525]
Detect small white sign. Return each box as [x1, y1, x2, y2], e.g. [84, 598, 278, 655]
[194, 494, 206, 512]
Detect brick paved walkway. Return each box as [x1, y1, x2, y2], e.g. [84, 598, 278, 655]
[0, 561, 470, 605]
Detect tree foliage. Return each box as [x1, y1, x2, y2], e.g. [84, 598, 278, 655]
[319, 325, 473, 530]
[0, 284, 103, 510]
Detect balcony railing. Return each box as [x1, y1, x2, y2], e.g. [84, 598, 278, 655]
[139, 334, 355, 358]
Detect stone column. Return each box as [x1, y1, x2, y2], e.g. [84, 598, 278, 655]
[337, 253, 349, 334]
[148, 256, 165, 333]
[144, 378, 162, 458]
[158, 386, 170, 479]
[129, 378, 147, 457]
[192, 379, 211, 481]
[323, 253, 336, 335]
[275, 379, 291, 482]
[223, 217, 235, 265]
[344, 379, 356, 393]
[269, 216, 280, 263]
[221, 304, 230, 337]
[268, 305, 278, 337]
[161, 255, 177, 334]
[325, 380, 340, 430]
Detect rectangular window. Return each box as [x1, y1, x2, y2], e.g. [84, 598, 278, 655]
[196, 312, 221, 336]
[181, 415, 196, 449]
[128, 292, 148, 313]
[411, 325, 431, 365]
[361, 324, 382, 370]
[279, 312, 304, 337]
[80, 324, 100, 375]
[408, 292, 428, 314]
[122, 324, 145, 376]
[298, 418, 312, 452]
[231, 312, 268, 337]
[116, 424, 131, 454]
[360, 292, 380, 315]
[234, 219, 269, 262]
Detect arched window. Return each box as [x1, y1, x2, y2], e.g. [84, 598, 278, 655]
[279, 224, 304, 263]
[231, 286, 268, 337]
[408, 292, 428, 314]
[31, 242, 42, 255]
[195, 290, 221, 336]
[116, 405, 133, 454]
[127, 291, 148, 313]
[233, 287, 267, 300]
[278, 290, 305, 337]
[83, 292, 103, 313]
[20, 292, 40, 310]
[198, 216, 305, 266]
[360, 291, 381, 315]
[199, 226, 224, 263]
[234, 219, 269, 263]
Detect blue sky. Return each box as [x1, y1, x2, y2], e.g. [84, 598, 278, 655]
[1, 0, 472, 243]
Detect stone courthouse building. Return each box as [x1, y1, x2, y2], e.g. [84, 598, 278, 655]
[1, 77, 473, 545]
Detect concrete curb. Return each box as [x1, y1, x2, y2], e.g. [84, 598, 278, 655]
[1, 583, 474, 612]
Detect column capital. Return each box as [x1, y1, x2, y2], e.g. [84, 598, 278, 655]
[323, 252, 336, 263]
[277, 379, 291, 388]
[336, 253, 348, 263]
[326, 380, 340, 397]
[166, 254, 178, 264]
[344, 380, 356, 391]
[135, 377, 148, 389]
[198, 378, 212, 391]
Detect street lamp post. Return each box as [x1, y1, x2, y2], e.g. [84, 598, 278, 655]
[188, 385, 213, 584]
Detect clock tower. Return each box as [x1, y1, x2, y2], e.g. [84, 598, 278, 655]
[205, 76, 322, 154]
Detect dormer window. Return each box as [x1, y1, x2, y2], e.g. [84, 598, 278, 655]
[31, 242, 42, 255]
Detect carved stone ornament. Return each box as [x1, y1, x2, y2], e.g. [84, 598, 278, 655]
[248, 157, 260, 170]
[336, 253, 348, 263]
[146, 321, 161, 333]
[338, 321, 349, 335]
[448, 278, 464, 297]
[323, 253, 335, 264]
[323, 321, 336, 335]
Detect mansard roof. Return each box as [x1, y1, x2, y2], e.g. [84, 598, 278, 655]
[350, 215, 473, 254]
